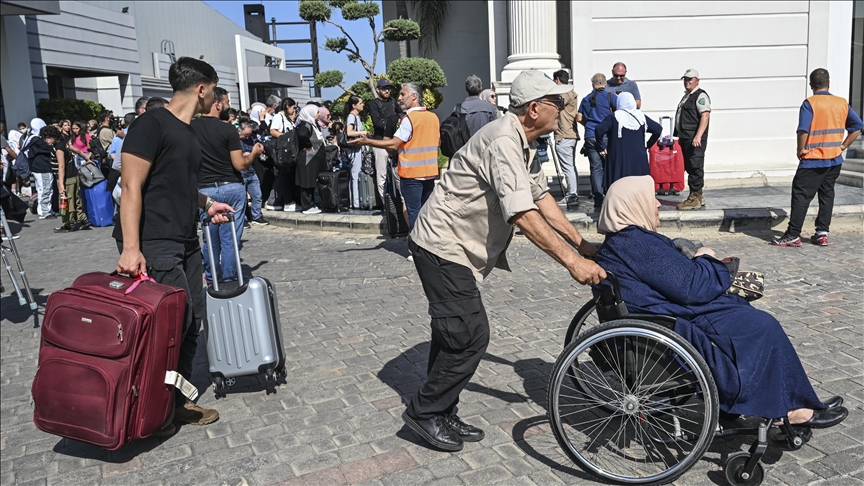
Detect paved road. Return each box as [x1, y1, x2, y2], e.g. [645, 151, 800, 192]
[2, 217, 862, 485]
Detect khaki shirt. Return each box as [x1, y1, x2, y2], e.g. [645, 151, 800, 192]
[410, 113, 549, 282]
[554, 90, 579, 141]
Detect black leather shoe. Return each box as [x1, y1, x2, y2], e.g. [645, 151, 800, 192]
[823, 396, 843, 409]
[446, 414, 484, 442]
[797, 406, 848, 429]
[402, 411, 463, 451]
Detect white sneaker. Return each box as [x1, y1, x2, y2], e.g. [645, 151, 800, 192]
[265, 205, 283, 211]
[302, 207, 322, 215]
[283, 203, 297, 212]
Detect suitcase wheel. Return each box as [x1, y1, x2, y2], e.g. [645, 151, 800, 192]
[225, 377, 236, 388]
[265, 369, 276, 382]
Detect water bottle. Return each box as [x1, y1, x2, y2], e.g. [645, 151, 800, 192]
[59, 195, 68, 216]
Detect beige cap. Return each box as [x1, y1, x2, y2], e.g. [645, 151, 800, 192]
[509, 71, 572, 106]
[681, 68, 700, 79]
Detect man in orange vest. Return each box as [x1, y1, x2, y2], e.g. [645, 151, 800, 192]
[773, 68, 863, 247]
[350, 82, 440, 250]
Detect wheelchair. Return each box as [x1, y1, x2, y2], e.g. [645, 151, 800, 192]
[547, 273, 812, 486]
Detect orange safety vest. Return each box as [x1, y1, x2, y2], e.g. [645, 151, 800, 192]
[397, 110, 440, 179]
[803, 94, 848, 160]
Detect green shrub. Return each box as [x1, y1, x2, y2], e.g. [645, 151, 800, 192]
[298, 0, 330, 22]
[340, 1, 379, 20]
[382, 18, 421, 42]
[36, 98, 106, 123]
[387, 57, 447, 89]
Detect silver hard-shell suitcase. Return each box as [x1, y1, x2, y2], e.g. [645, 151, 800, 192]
[358, 172, 377, 210]
[202, 215, 286, 397]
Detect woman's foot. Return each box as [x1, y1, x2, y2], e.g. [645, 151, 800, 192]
[780, 406, 848, 429]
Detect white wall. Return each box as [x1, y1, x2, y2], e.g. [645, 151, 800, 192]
[1, 15, 38, 125]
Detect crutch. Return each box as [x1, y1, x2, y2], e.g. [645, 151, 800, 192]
[0, 207, 37, 312]
[546, 137, 573, 210]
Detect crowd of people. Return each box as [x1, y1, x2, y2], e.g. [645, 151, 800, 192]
[0, 54, 859, 461]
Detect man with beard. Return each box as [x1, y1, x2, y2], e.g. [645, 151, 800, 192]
[191, 86, 263, 284]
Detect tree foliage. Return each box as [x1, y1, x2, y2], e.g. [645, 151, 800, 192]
[301, 0, 420, 96]
[382, 18, 420, 42]
[340, 1, 379, 20]
[411, 0, 450, 57]
[298, 0, 330, 22]
[314, 70, 345, 89]
[387, 57, 447, 89]
[37, 98, 106, 123]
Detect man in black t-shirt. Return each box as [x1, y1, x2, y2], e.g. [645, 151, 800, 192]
[192, 86, 263, 284]
[115, 57, 234, 437]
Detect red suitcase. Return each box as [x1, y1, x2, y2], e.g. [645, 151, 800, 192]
[32, 272, 195, 450]
[649, 116, 685, 195]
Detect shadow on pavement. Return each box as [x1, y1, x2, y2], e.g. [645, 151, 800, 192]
[51, 433, 163, 463]
[0, 287, 46, 327]
[339, 236, 410, 259]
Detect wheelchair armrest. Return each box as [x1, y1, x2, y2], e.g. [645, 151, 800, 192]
[621, 313, 677, 329]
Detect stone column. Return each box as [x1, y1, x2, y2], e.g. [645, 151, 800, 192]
[500, 0, 563, 83]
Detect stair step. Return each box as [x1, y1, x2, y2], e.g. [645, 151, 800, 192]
[838, 169, 864, 188]
[843, 158, 864, 173]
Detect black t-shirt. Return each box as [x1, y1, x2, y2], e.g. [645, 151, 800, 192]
[191, 116, 242, 185]
[28, 137, 54, 174]
[112, 108, 202, 244]
[53, 138, 75, 179]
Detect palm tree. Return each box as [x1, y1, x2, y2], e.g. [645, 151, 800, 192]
[395, 0, 450, 58]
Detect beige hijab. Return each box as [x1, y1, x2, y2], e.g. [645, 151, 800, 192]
[598, 175, 658, 234]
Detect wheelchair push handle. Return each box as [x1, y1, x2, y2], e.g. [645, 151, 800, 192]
[594, 271, 629, 322]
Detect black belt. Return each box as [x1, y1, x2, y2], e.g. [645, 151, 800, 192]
[198, 181, 240, 188]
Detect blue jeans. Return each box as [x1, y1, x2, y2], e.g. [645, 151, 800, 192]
[198, 182, 246, 284]
[555, 138, 578, 197]
[400, 178, 436, 231]
[583, 137, 606, 206]
[243, 168, 262, 220]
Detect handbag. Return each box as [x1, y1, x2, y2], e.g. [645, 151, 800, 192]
[360, 148, 375, 176]
[726, 271, 765, 302]
[78, 162, 106, 188]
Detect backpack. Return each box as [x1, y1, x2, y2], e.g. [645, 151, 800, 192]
[440, 103, 470, 158]
[13, 137, 35, 180]
[272, 127, 299, 171]
[88, 127, 111, 162]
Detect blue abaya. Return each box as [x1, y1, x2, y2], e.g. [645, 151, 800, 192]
[594, 226, 826, 419]
[595, 114, 662, 192]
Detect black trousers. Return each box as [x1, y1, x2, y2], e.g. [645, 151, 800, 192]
[116, 238, 204, 406]
[406, 240, 490, 421]
[679, 138, 707, 193]
[786, 164, 842, 237]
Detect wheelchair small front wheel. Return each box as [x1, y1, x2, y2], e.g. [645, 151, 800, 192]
[724, 452, 764, 485]
[548, 320, 719, 485]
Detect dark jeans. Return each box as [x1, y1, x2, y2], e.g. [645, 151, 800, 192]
[406, 240, 490, 420]
[399, 178, 435, 231]
[116, 239, 203, 407]
[680, 138, 707, 193]
[786, 164, 842, 237]
[583, 138, 605, 206]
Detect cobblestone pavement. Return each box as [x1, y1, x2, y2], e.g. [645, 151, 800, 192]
[2, 217, 862, 486]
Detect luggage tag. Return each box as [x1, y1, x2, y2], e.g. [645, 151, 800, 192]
[164, 371, 199, 401]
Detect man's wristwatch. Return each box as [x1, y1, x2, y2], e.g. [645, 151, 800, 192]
[204, 197, 215, 212]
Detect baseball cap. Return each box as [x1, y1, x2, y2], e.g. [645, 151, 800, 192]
[681, 68, 700, 79]
[509, 71, 571, 106]
[376, 79, 393, 88]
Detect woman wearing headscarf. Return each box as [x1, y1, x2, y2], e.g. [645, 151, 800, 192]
[294, 104, 327, 214]
[594, 92, 662, 192]
[593, 176, 847, 426]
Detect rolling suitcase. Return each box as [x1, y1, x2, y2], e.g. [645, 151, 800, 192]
[202, 214, 286, 397]
[384, 162, 409, 238]
[81, 179, 115, 226]
[317, 170, 350, 212]
[357, 171, 378, 210]
[649, 116, 685, 195]
[32, 272, 195, 450]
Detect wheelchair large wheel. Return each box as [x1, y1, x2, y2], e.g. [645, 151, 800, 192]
[548, 320, 719, 485]
[564, 301, 598, 349]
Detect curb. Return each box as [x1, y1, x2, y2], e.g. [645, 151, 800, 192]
[263, 204, 864, 236]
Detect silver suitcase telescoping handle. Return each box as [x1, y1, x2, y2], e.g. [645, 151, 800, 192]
[202, 212, 244, 292]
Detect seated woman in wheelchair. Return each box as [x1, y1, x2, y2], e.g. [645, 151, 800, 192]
[593, 175, 847, 428]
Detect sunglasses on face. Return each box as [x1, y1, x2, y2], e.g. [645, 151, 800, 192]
[536, 95, 565, 111]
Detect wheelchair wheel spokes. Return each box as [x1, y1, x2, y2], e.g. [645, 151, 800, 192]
[548, 321, 718, 485]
